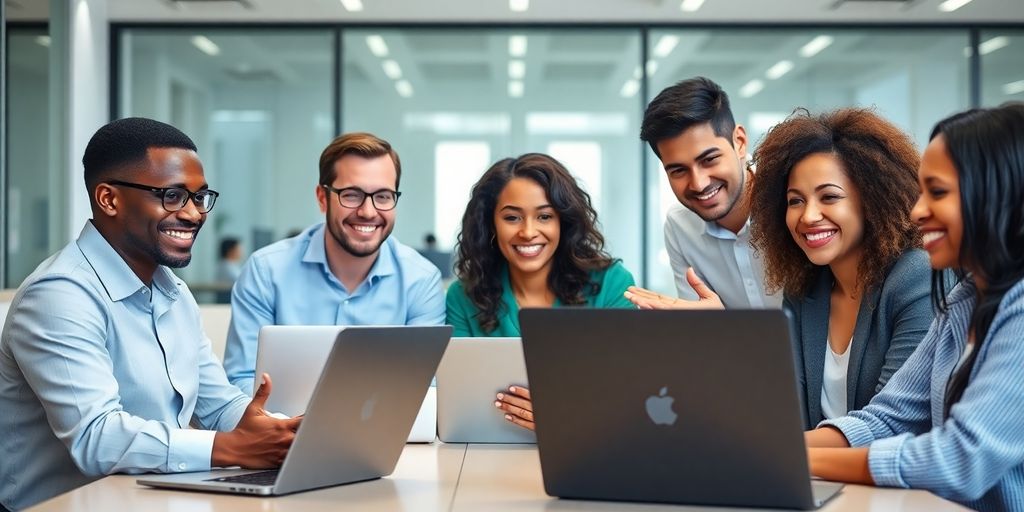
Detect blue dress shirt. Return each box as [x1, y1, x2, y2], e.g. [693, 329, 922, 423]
[0, 222, 250, 511]
[821, 278, 1024, 512]
[223, 223, 445, 395]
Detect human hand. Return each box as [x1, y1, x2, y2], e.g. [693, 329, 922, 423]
[624, 268, 724, 310]
[212, 373, 303, 468]
[495, 385, 534, 431]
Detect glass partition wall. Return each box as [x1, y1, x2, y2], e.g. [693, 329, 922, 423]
[5, 24, 1015, 293]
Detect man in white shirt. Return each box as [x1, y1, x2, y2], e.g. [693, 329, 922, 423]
[626, 77, 780, 309]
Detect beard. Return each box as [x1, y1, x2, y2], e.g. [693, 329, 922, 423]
[125, 220, 200, 269]
[686, 169, 745, 223]
[325, 203, 394, 258]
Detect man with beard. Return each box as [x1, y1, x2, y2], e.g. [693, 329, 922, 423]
[224, 132, 444, 395]
[625, 77, 781, 309]
[0, 118, 301, 511]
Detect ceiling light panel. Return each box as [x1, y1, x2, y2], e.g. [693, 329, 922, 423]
[339, 0, 363, 12]
[508, 60, 526, 79]
[799, 35, 833, 58]
[680, 0, 705, 12]
[765, 60, 794, 80]
[509, 35, 528, 57]
[739, 79, 764, 98]
[395, 80, 413, 98]
[382, 60, 402, 80]
[191, 35, 220, 56]
[653, 35, 679, 58]
[366, 35, 389, 57]
[509, 0, 529, 12]
[938, 0, 972, 12]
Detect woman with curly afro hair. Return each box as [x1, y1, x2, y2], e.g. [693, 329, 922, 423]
[446, 153, 635, 430]
[749, 108, 934, 429]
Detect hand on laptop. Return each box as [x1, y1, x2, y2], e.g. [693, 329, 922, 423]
[495, 386, 534, 431]
[212, 373, 303, 468]
[624, 268, 724, 310]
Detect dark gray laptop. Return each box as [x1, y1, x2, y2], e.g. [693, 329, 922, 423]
[137, 325, 452, 496]
[519, 309, 843, 510]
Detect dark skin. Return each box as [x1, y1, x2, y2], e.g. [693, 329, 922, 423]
[91, 147, 302, 468]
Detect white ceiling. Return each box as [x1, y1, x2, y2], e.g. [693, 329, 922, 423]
[5, 0, 1024, 23]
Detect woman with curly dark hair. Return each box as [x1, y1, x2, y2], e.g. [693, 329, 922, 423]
[446, 153, 635, 430]
[749, 108, 934, 429]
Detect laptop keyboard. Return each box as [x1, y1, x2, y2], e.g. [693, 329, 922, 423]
[207, 470, 279, 486]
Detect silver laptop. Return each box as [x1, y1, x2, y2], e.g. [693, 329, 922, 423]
[137, 325, 451, 496]
[252, 325, 437, 443]
[436, 337, 536, 443]
[520, 309, 843, 510]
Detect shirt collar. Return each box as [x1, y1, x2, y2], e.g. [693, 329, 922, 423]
[76, 221, 181, 302]
[703, 217, 751, 240]
[302, 222, 398, 286]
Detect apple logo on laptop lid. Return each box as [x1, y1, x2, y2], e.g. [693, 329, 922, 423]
[645, 387, 678, 426]
[361, 393, 378, 422]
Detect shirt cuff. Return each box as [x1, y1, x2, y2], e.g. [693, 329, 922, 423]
[868, 434, 912, 488]
[817, 415, 875, 447]
[168, 428, 216, 472]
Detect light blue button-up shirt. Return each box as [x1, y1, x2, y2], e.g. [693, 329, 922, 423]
[821, 279, 1024, 512]
[223, 223, 445, 395]
[664, 203, 781, 308]
[0, 222, 250, 511]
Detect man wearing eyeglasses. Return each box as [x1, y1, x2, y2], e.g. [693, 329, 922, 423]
[0, 118, 301, 511]
[223, 132, 445, 395]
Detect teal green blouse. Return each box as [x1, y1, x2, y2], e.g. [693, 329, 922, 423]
[445, 261, 636, 337]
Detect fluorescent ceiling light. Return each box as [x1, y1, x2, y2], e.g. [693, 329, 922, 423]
[739, 79, 764, 98]
[633, 66, 642, 80]
[980, 36, 1010, 55]
[381, 60, 402, 80]
[620, 79, 640, 98]
[680, 0, 705, 12]
[191, 36, 220, 56]
[799, 35, 833, 58]
[765, 60, 794, 80]
[509, 0, 529, 12]
[509, 35, 528, 57]
[395, 80, 413, 98]
[653, 35, 679, 58]
[508, 81, 524, 98]
[1003, 80, 1024, 95]
[339, 0, 363, 12]
[938, 0, 972, 12]
[508, 60, 526, 79]
[36, 35, 51, 47]
[366, 35, 389, 57]
[646, 60, 659, 77]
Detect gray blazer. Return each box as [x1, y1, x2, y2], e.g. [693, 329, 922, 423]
[785, 249, 933, 429]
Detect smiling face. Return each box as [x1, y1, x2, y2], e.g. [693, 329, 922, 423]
[317, 154, 398, 258]
[912, 135, 963, 270]
[493, 177, 561, 280]
[655, 122, 748, 223]
[785, 152, 865, 268]
[101, 147, 208, 280]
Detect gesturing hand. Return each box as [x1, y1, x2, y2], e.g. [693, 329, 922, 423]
[212, 373, 303, 468]
[624, 268, 724, 310]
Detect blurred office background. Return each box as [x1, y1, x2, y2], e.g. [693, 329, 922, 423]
[4, 0, 1023, 298]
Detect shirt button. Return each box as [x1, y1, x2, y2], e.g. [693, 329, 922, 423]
[178, 462, 187, 470]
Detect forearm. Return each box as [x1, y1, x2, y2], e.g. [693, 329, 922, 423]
[808, 447, 874, 485]
[805, 426, 851, 448]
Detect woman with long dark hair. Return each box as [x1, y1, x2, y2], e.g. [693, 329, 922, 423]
[805, 103, 1024, 511]
[447, 153, 635, 429]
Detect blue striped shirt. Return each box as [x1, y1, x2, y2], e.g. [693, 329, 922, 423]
[821, 278, 1024, 511]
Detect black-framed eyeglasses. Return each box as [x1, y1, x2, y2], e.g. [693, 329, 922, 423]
[322, 185, 401, 211]
[107, 180, 219, 213]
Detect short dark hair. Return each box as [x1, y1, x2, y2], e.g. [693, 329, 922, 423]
[640, 76, 736, 158]
[318, 132, 401, 189]
[219, 237, 240, 259]
[82, 117, 198, 197]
